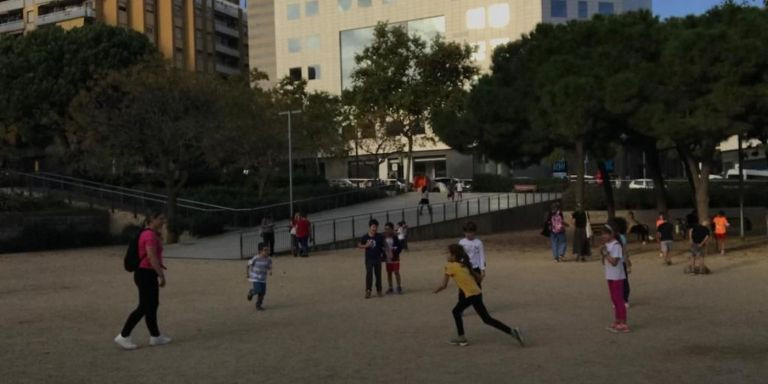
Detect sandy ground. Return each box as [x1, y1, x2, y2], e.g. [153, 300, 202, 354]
[1, 231, 767, 384]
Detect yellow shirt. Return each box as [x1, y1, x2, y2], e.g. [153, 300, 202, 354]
[713, 216, 729, 235]
[445, 262, 481, 297]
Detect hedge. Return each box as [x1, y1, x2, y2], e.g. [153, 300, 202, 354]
[472, 174, 568, 193]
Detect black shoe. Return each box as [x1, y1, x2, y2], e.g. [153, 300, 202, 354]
[511, 328, 525, 347]
[247, 291, 253, 301]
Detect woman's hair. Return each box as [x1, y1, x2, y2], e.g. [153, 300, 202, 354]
[605, 219, 623, 244]
[144, 209, 164, 226]
[448, 244, 473, 273]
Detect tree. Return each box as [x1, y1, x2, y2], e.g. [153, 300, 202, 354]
[0, 24, 156, 167]
[348, 23, 477, 183]
[69, 61, 221, 243]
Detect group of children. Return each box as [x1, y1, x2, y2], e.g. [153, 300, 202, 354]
[655, 210, 730, 275]
[357, 220, 408, 298]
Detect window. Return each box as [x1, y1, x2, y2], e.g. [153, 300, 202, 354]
[289, 67, 302, 80]
[287, 3, 300, 20]
[598, 2, 614, 15]
[551, 0, 567, 18]
[288, 38, 301, 53]
[305, 0, 319, 16]
[382, 0, 395, 4]
[306, 34, 321, 50]
[488, 3, 510, 28]
[578, 1, 588, 18]
[358, 0, 372, 7]
[338, 0, 352, 11]
[471, 41, 486, 62]
[308, 65, 321, 80]
[466, 7, 485, 30]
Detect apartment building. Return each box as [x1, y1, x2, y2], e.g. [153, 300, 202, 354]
[248, 0, 652, 180]
[0, 0, 249, 76]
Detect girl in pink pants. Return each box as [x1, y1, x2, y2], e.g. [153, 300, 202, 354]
[601, 223, 629, 333]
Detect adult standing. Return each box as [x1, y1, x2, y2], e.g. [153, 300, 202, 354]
[571, 204, 590, 262]
[260, 214, 275, 256]
[295, 212, 311, 257]
[289, 212, 300, 257]
[115, 211, 172, 350]
[547, 202, 568, 262]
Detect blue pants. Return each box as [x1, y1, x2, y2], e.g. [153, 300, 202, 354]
[550, 232, 566, 260]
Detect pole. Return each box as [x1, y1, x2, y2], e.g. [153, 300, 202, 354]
[738, 133, 745, 239]
[642, 151, 647, 180]
[279, 110, 302, 217]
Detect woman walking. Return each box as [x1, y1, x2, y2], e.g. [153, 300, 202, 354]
[434, 244, 524, 347]
[115, 210, 172, 350]
[547, 202, 568, 262]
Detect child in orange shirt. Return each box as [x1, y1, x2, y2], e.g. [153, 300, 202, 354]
[712, 211, 730, 255]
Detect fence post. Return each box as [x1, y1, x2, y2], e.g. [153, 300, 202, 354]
[333, 219, 336, 243]
[416, 209, 420, 227]
[488, 196, 491, 212]
[443, 203, 446, 222]
[477, 198, 480, 214]
[401, 209, 405, 222]
[239, 232, 243, 259]
[466, 200, 470, 217]
[312, 224, 316, 248]
[386, 211, 390, 224]
[430, 205, 434, 224]
[352, 217, 356, 238]
[455, 201, 458, 219]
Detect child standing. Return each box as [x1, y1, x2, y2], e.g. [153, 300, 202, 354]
[383, 222, 403, 294]
[434, 244, 524, 347]
[458, 221, 485, 286]
[688, 220, 711, 275]
[601, 224, 629, 333]
[358, 219, 385, 299]
[712, 211, 730, 255]
[246, 243, 273, 310]
[418, 187, 433, 216]
[396, 221, 408, 251]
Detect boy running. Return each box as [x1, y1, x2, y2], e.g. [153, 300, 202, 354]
[246, 243, 273, 310]
[383, 222, 403, 294]
[712, 211, 730, 255]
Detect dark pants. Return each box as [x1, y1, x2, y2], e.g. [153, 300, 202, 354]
[623, 262, 631, 303]
[365, 258, 382, 292]
[452, 294, 511, 336]
[261, 232, 275, 255]
[629, 225, 649, 242]
[121, 269, 160, 337]
[297, 236, 309, 256]
[573, 227, 590, 256]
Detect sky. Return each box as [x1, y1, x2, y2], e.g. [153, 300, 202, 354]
[653, 0, 762, 18]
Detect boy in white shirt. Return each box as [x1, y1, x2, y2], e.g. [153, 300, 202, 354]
[458, 221, 486, 286]
[246, 243, 273, 311]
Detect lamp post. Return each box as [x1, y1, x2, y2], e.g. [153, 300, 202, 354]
[279, 110, 302, 217]
[738, 133, 745, 239]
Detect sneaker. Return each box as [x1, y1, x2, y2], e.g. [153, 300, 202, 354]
[511, 328, 525, 347]
[256, 306, 265, 311]
[385, 288, 394, 295]
[396, 287, 403, 294]
[114, 334, 137, 350]
[247, 291, 253, 301]
[614, 324, 630, 333]
[606, 323, 619, 333]
[149, 335, 172, 347]
[449, 336, 469, 346]
[365, 290, 372, 299]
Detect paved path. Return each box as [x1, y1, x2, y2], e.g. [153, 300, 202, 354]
[165, 191, 559, 260]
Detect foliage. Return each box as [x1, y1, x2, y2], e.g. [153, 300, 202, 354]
[471, 174, 568, 193]
[347, 23, 477, 182]
[0, 193, 69, 212]
[0, 24, 156, 165]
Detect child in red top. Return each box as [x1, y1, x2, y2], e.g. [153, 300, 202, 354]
[295, 213, 311, 257]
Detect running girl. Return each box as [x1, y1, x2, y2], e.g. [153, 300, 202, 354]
[433, 244, 524, 347]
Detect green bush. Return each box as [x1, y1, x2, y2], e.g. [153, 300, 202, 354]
[186, 214, 227, 237]
[1, 209, 113, 253]
[561, 181, 768, 210]
[472, 174, 568, 193]
[0, 194, 69, 212]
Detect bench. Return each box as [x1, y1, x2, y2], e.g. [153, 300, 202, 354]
[590, 222, 607, 245]
[513, 184, 538, 192]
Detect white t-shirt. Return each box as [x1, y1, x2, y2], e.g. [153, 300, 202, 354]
[456, 182, 463, 192]
[459, 238, 486, 271]
[397, 226, 407, 240]
[603, 240, 626, 280]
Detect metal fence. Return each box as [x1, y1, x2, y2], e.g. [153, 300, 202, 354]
[240, 191, 561, 259]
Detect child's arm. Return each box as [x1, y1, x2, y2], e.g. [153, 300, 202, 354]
[433, 274, 450, 294]
[479, 242, 487, 280]
[605, 255, 620, 266]
[245, 264, 250, 279]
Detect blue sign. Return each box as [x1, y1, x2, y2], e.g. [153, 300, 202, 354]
[552, 160, 567, 173]
[604, 160, 615, 173]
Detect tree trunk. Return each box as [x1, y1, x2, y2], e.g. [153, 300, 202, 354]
[681, 150, 711, 224]
[645, 146, 668, 214]
[406, 135, 414, 187]
[598, 160, 616, 220]
[315, 157, 321, 176]
[575, 139, 586, 208]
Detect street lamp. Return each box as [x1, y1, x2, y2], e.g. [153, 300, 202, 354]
[279, 110, 302, 218]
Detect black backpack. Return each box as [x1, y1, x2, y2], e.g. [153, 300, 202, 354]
[124, 228, 150, 272]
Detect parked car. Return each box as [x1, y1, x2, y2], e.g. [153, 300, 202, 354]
[628, 179, 654, 189]
[328, 179, 356, 189]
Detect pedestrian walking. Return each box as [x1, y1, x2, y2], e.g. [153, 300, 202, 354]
[295, 212, 311, 257]
[546, 202, 568, 262]
[418, 186, 433, 216]
[571, 204, 590, 261]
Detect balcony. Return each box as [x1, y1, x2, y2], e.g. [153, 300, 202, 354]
[0, 19, 23, 33]
[215, 63, 241, 76]
[37, 4, 93, 26]
[214, 21, 240, 37]
[213, 0, 240, 18]
[215, 43, 241, 58]
[0, 0, 24, 13]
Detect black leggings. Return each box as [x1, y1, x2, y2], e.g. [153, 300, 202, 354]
[365, 258, 382, 292]
[623, 262, 631, 303]
[452, 294, 511, 336]
[262, 232, 275, 255]
[121, 269, 160, 337]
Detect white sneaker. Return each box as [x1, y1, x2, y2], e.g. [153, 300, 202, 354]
[114, 334, 138, 350]
[149, 335, 172, 346]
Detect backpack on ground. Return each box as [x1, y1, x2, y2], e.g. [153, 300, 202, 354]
[124, 228, 150, 272]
